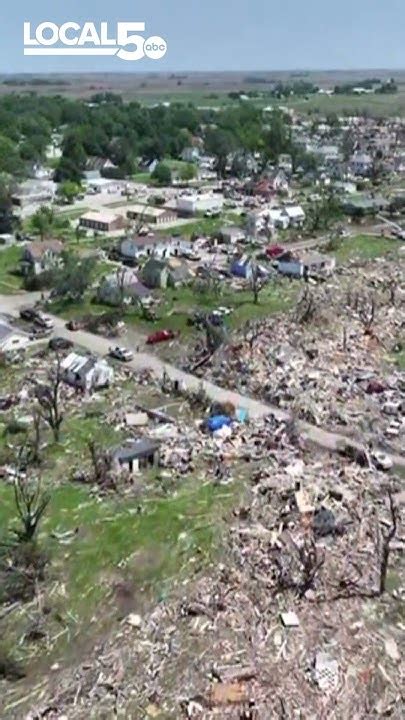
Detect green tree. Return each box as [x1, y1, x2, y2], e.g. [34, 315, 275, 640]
[152, 162, 172, 186]
[204, 128, 236, 177]
[51, 252, 96, 301]
[179, 163, 197, 181]
[29, 206, 56, 241]
[58, 180, 82, 204]
[263, 111, 292, 162]
[0, 176, 17, 233]
[0, 135, 24, 176]
[306, 193, 342, 233]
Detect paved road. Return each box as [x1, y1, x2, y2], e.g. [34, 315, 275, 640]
[1, 292, 405, 473]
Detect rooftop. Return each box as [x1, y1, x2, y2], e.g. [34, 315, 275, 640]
[26, 240, 63, 259]
[80, 210, 124, 224]
[114, 438, 160, 462]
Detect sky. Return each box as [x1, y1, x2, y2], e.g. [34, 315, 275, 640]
[2, 0, 405, 73]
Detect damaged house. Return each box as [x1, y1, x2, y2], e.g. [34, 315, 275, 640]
[141, 256, 194, 289]
[97, 268, 151, 305]
[61, 352, 114, 391]
[113, 438, 160, 474]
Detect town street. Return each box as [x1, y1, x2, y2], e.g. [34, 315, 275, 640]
[1, 291, 404, 472]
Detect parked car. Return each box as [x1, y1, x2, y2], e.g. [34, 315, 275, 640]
[20, 307, 38, 322]
[146, 329, 177, 345]
[29, 325, 52, 340]
[266, 244, 285, 258]
[34, 313, 54, 330]
[66, 319, 82, 331]
[48, 337, 73, 351]
[108, 345, 134, 362]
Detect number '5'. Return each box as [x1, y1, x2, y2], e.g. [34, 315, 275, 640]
[116, 22, 145, 61]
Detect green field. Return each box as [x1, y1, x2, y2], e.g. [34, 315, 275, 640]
[130, 88, 405, 117]
[0, 245, 24, 294]
[333, 234, 401, 262]
[0, 361, 237, 688]
[280, 91, 405, 117]
[0, 475, 233, 688]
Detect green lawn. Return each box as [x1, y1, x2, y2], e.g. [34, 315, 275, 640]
[132, 172, 154, 185]
[129, 280, 296, 336]
[333, 234, 401, 262]
[0, 475, 234, 685]
[159, 216, 224, 238]
[55, 206, 90, 220]
[0, 245, 24, 294]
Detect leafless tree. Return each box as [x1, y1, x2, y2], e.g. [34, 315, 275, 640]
[115, 266, 127, 309]
[88, 440, 116, 489]
[35, 353, 64, 442]
[359, 294, 377, 332]
[377, 491, 399, 596]
[243, 319, 264, 352]
[328, 491, 399, 601]
[250, 263, 266, 305]
[12, 475, 50, 544]
[295, 287, 318, 324]
[384, 279, 396, 306]
[29, 409, 43, 465]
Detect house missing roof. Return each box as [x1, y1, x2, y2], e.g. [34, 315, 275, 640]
[61, 352, 114, 392]
[113, 438, 160, 474]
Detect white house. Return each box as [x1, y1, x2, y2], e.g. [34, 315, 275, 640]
[0, 320, 29, 353]
[21, 240, 64, 276]
[278, 154, 293, 174]
[181, 147, 200, 163]
[177, 193, 224, 216]
[246, 209, 273, 237]
[120, 234, 175, 261]
[61, 353, 114, 392]
[283, 205, 306, 227]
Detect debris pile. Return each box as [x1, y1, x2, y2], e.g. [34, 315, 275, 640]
[20, 415, 404, 719]
[190, 261, 404, 454]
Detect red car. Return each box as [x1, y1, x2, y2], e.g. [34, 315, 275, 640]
[146, 329, 177, 345]
[266, 244, 285, 258]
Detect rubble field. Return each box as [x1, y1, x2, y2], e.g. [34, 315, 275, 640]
[2, 413, 403, 719]
[188, 254, 405, 456]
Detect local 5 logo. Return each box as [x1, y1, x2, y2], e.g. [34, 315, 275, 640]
[23, 22, 167, 60]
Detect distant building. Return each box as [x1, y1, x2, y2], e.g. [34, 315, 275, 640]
[97, 268, 151, 305]
[79, 210, 126, 233]
[350, 152, 373, 176]
[342, 195, 389, 216]
[12, 180, 56, 208]
[141, 257, 194, 289]
[220, 226, 247, 244]
[181, 147, 200, 162]
[119, 234, 174, 261]
[126, 204, 177, 225]
[176, 193, 224, 216]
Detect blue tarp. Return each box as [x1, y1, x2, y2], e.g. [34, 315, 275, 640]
[207, 415, 232, 432]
